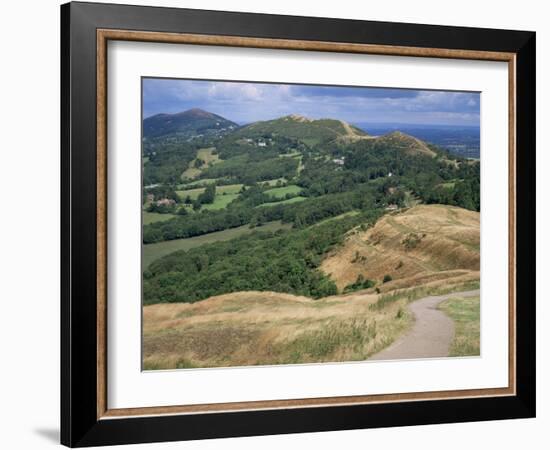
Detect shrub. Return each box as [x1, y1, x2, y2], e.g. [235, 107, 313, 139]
[383, 274, 393, 283]
[343, 274, 375, 293]
[402, 232, 423, 249]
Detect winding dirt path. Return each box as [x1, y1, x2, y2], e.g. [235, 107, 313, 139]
[369, 289, 480, 361]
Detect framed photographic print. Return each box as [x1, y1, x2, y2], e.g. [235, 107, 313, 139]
[60, 1, 536, 447]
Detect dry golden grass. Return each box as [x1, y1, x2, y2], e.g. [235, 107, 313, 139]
[320, 204, 479, 291]
[182, 147, 220, 180]
[143, 290, 412, 369]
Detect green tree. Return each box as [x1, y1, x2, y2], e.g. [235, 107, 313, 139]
[197, 184, 216, 205]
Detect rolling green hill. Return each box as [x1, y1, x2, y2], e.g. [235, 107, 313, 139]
[233, 114, 369, 147]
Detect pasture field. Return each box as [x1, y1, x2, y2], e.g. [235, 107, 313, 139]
[264, 184, 302, 199]
[182, 147, 220, 180]
[142, 221, 290, 268]
[216, 184, 243, 194]
[176, 187, 205, 200]
[177, 183, 243, 202]
[181, 166, 201, 180]
[143, 211, 176, 225]
[201, 193, 240, 210]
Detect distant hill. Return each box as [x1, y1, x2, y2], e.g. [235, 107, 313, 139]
[143, 108, 238, 138]
[233, 114, 369, 147]
[354, 123, 480, 159]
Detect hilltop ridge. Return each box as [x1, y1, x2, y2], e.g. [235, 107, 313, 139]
[143, 108, 237, 138]
[234, 114, 369, 146]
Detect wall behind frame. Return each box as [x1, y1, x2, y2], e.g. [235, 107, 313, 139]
[0, 0, 545, 449]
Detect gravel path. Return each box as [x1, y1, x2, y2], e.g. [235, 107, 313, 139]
[369, 289, 480, 361]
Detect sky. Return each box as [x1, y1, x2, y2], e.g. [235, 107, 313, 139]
[142, 78, 480, 127]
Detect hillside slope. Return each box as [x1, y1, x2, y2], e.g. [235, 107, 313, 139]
[320, 205, 479, 291]
[374, 131, 437, 157]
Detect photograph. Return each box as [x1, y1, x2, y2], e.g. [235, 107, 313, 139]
[141, 78, 481, 370]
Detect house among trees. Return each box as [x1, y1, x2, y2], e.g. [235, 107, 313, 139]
[332, 157, 345, 165]
[156, 198, 176, 206]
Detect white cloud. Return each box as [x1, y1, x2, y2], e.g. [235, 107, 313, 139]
[143, 78, 480, 126]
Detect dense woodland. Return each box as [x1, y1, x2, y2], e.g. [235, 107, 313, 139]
[143, 213, 380, 304]
[141, 109, 481, 304]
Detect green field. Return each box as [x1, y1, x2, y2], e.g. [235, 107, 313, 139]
[217, 184, 243, 194]
[142, 221, 291, 268]
[201, 193, 240, 210]
[143, 211, 176, 225]
[438, 295, 480, 356]
[176, 187, 205, 200]
[257, 196, 307, 208]
[177, 184, 243, 202]
[264, 184, 302, 199]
